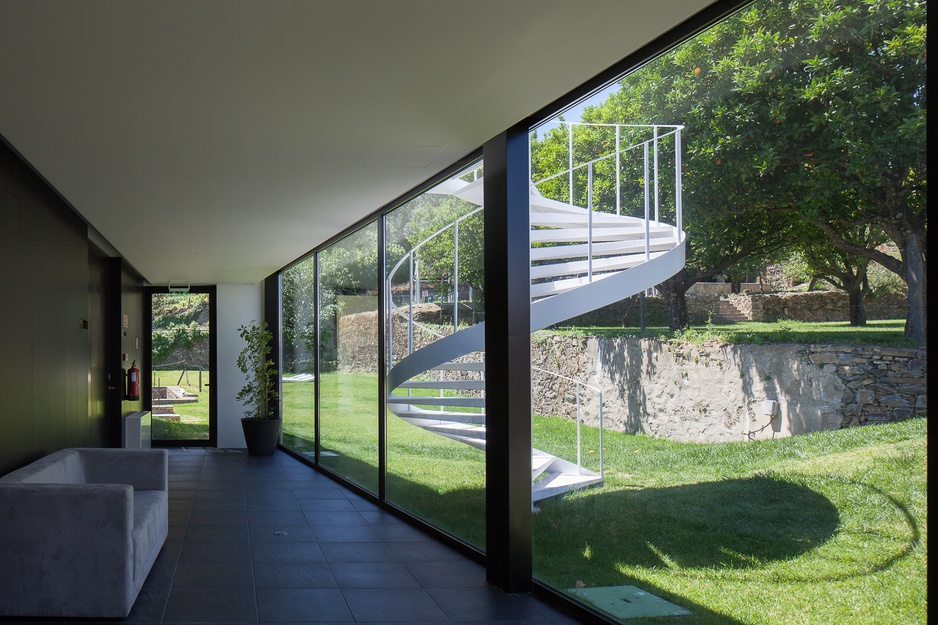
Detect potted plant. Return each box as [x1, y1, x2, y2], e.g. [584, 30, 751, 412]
[237, 320, 281, 455]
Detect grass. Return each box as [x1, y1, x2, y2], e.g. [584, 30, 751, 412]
[150, 369, 210, 440]
[533, 417, 927, 624]
[282, 371, 926, 624]
[282, 372, 486, 547]
[551, 319, 920, 348]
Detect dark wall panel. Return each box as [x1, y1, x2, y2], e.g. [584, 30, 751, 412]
[0, 140, 96, 474]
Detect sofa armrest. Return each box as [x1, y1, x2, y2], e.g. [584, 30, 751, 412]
[77, 448, 168, 491]
[0, 483, 134, 615]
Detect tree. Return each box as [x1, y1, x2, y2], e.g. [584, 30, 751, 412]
[795, 223, 888, 325]
[557, 0, 926, 337]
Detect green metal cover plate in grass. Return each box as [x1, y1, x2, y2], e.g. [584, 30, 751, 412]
[568, 586, 691, 619]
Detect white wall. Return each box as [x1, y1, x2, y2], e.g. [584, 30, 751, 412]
[215, 283, 264, 448]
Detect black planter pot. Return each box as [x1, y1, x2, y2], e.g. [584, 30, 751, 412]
[241, 418, 282, 456]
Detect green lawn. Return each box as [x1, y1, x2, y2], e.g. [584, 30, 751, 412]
[552, 319, 920, 348]
[282, 370, 926, 624]
[151, 369, 210, 440]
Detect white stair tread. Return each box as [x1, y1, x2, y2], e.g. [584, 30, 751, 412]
[530, 271, 617, 299]
[388, 395, 485, 408]
[531, 251, 664, 280]
[532, 472, 603, 502]
[531, 226, 674, 243]
[530, 237, 677, 262]
[398, 380, 486, 390]
[430, 362, 485, 371]
[393, 410, 487, 425]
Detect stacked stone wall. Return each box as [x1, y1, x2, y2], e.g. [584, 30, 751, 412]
[335, 308, 925, 443]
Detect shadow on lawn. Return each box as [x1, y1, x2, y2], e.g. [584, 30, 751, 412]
[285, 441, 751, 623]
[534, 474, 839, 575]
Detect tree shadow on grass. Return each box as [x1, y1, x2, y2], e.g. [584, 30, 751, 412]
[534, 474, 839, 578]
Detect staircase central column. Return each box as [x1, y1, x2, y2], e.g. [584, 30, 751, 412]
[483, 125, 532, 592]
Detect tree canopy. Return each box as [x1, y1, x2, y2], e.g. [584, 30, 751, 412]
[533, 0, 926, 339]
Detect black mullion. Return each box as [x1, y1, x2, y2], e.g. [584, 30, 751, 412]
[483, 123, 532, 592]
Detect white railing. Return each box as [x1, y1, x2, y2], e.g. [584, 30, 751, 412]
[387, 206, 483, 368]
[533, 366, 604, 480]
[532, 122, 685, 276]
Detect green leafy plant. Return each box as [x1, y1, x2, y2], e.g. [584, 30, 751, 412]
[236, 321, 279, 419]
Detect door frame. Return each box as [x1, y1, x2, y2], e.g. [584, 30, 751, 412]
[145, 285, 218, 447]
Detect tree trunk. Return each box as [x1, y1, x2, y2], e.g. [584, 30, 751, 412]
[659, 272, 690, 332]
[847, 287, 867, 326]
[902, 230, 927, 345]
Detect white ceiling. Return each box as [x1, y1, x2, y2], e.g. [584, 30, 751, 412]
[0, 0, 711, 285]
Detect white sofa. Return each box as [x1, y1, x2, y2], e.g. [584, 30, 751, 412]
[0, 448, 168, 618]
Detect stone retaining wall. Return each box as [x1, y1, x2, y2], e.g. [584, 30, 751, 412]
[530, 335, 925, 442]
[336, 308, 925, 443]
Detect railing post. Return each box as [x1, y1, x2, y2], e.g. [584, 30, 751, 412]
[653, 125, 660, 223]
[408, 254, 414, 355]
[615, 125, 621, 216]
[587, 163, 594, 280]
[574, 382, 583, 469]
[644, 141, 651, 262]
[568, 122, 574, 205]
[453, 221, 459, 333]
[675, 127, 683, 236]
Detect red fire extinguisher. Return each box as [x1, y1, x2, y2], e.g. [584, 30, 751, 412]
[126, 360, 140, 401]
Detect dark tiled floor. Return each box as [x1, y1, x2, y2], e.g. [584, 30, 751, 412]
[2, 448, 582, 624]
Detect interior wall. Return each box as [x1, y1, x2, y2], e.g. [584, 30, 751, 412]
[215, 282, 264, 448]
[0, 141, 97, 474]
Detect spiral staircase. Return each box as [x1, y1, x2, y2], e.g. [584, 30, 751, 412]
[386, 123, 686, 501]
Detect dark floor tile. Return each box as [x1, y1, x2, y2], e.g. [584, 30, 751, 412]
[320, 542, 400, 563]
[291, 489, 348, 501]
[197, 480, 244, 491]
[312, 524, 381, 543]
[169, 499, 194, 513]
[245, 497, 303, 512]
[169, 489, 197, 500]
[190, 488, 244, 501]
[251, 541, 326, 564]
[168, 480, 200, 490]
[298, 499, 356, 513]
[342, 588, 448, 622]
[247, 510, 308, 526]
[428, 587, 546, 623]
[371, 523, 432, 542]
[357, 509, 406, 525]
[255, 589, 352, 623]
[191, 498, 247, 512]
[254, 562, 336, 589]
[123, 587, 170, 622]
[172, 561, 254, 589]
[518, 595, 585, 625]
[163, 589, 257, 623]
[141, 552, 178, 590]
[167, 524, 188, 543]
[249, 524, 316, 543]
[387, 540, 466, 562]
[330, 562, 421, 589]
[404, 559, 488, 588]
[188, 510, 248, 526]
[304, 511, 367, 527]
[183, 525, 250, 543]
[179, 540, 253, 563]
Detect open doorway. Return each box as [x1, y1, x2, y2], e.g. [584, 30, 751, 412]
[146, 286, 217, 446]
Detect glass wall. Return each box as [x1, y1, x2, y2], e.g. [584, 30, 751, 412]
[274, 0, 924, 621]
[281, 255, 316, 457]
[384, 162, 486, 548]
[318, 222, 381, 494]
[529, 0, 926, 623]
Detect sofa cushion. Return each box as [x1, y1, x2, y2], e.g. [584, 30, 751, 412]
[0, 449, 84, 485]
[131, 490, 168, 583]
